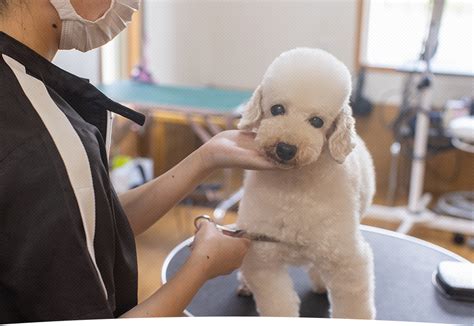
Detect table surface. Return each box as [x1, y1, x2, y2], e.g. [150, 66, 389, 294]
[162, 226, 473, 323]
[98, 80, 252, 114]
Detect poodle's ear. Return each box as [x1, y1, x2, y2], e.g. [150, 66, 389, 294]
[328, 105, 357, 164]
[237, 85, 263, 130]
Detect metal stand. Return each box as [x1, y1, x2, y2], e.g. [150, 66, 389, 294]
[368, 0, 473, 235]
[213, 188, 244, 220]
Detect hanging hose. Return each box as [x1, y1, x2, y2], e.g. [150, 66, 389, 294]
[435, 191, 474, 220]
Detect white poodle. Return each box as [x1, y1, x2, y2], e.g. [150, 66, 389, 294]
[236, 48, 376, 319]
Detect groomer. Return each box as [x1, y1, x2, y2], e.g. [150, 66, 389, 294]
[0, 0, 274, 322]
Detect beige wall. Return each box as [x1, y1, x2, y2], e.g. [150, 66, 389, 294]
[145, 0, 356, 87]
[54, 49, 100, 84]
[144, 0, 473, 106]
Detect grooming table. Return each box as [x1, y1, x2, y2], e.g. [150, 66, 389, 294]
[99, 80, 252, 175]
[99, 80, 251, 115]
[162, 226, 473, 323]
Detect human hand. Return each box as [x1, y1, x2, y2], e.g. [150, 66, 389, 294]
[189, 219, 251, 280]
[198, 130, 276, 171]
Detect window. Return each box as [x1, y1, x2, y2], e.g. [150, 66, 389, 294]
[361, 0, 473, 76]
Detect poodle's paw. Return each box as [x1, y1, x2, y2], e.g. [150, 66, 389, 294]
[331, 303, 376, 320]
[236, 270, 253, 296]
[236, 283, 253, 297]
[308, 267, 327, 294]
[257, 302, 300, 317]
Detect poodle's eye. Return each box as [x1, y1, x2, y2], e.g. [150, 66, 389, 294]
[309, 116, 324, 128]
[270, 104, 285, 116]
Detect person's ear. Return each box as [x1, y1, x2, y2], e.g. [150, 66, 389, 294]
[328, 104, 356, 164]
[238, 85, 263, 131]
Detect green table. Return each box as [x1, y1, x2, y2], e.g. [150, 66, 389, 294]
[99, 80, 252, 115]
[99, 80, 252, 175]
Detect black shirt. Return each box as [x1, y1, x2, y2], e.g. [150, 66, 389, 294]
[0, 32, 145, 322]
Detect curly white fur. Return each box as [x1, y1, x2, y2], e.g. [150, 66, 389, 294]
[236, 48, 376, 319]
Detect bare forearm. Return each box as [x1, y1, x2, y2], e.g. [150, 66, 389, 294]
[120, 213, 251, 317]
[120, 254, 209, 317]
[119, 149, 212, 235]
[119, 130, 274, 235]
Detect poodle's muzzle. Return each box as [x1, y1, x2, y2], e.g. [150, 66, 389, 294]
[276, 142, 297, 161]
[263, 142, 298, 168]
[255, 114, 327, 168]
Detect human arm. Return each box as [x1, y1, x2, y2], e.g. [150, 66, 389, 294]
[119, 130, 274, 236]
[120, 219, 250, 317]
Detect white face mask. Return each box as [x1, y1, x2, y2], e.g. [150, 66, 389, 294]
[49, 0, 140, 52]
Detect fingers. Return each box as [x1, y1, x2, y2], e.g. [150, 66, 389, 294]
[194, 218, 208, 231]
[256, 158, 278, 169]
[191, 217, 214, 249]
[225, 234, 251, 250]
[230, 146, 276, 170]
[238, 130, 257, 139]
[246, 155, 277, 170]
[218, 230, 250, 250]
[221, 229, 245, 237]
[192, 214, 250, 254]
[194, 215, 213, 230]
[238, 237, 251, 248]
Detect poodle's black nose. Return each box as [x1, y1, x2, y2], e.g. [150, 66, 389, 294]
[276, 142, 297, 161]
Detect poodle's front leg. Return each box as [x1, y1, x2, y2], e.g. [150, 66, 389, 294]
[308, 265, 327, 294]
[320, 240, 376, 319]
[240, 250, 300, 316]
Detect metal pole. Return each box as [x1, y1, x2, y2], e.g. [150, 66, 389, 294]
[408, 75, 432, 213]
[406, 0, 445, 214]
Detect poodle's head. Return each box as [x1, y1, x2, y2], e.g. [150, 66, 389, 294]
[238, 48, 356, 168]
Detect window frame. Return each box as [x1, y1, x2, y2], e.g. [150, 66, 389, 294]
[356, 0, 474, 78]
